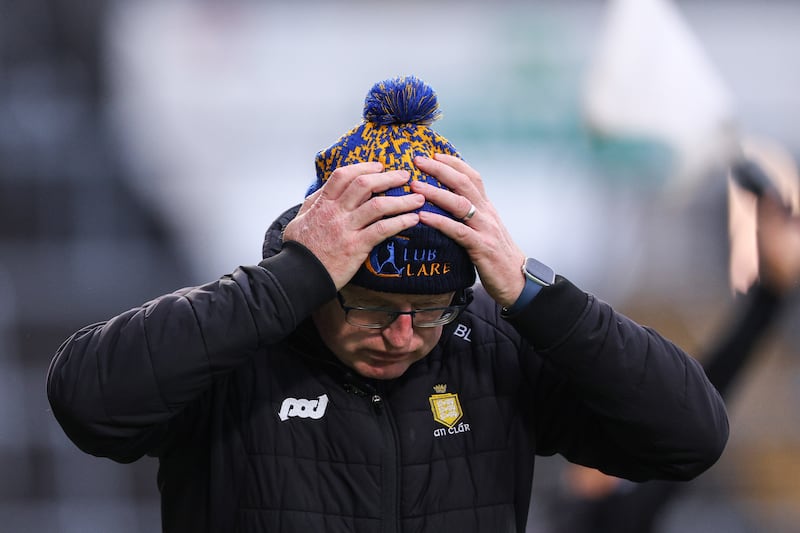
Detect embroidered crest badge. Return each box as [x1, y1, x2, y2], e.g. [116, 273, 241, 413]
[429, 384, 463, 428]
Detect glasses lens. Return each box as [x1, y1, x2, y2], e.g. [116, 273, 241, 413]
[345, 308, 395, 329]
[338, 292, 465, 329]
[413, 306, 465, 327]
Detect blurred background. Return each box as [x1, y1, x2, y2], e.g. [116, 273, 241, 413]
[1, 0, 799, 531]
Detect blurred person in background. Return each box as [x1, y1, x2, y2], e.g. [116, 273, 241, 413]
[46, 76, 728, 533]
[547, 177, 800, 533]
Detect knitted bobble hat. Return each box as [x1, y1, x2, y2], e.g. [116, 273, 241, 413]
[307, 75, 476, 294]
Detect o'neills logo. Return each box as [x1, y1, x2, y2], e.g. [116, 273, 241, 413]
[365, 236, 451, 279]
[278, 394, 329, 422]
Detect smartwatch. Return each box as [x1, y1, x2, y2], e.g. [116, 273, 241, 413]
[502, 257, 555, 315]
[522, 257, 555, 287]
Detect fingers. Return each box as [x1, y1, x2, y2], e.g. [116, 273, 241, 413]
[328, 165, 426, 227]
[320, 162, 384, 200]
[284, 162, 429, 290]
[410, 180, 470, 219]
[324, 163, 411, 211]
[317, 161, 431, 230]
[409, 154, 486, 239]
[414, 153, 487, 196]
[353, 192, 425, 228]
[362, 212, 421, 248]
[411, 155, 488, 220]
[417, 208, 475, 248]
[295, 185, 323, 216]
[412, 154, 529, 306]
[308, 162, 426, 230]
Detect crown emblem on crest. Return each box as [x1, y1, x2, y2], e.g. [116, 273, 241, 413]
[433, 384, 447, 393]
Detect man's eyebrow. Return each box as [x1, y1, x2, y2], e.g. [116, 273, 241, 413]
[348, 297, 449, 308]
[411, 296, 453, 308]
[344, 295, 395, 307]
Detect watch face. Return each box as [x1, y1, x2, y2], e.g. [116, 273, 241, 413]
[524, 258, 555, 286]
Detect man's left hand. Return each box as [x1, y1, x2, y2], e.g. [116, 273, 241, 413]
[411, 154, 527, 308]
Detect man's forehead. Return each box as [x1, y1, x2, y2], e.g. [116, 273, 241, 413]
[342, 285, 455, 305]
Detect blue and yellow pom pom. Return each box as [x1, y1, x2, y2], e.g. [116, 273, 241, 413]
[312, 75, 459, 194]
[363, 75, 442, 126]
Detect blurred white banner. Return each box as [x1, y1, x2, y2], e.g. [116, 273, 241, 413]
[584, 0, 737, 184]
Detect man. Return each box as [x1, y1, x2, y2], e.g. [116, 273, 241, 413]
[47, 75, 728, 533]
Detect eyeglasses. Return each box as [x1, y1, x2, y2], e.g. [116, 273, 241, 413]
[336, 292, 466, 329]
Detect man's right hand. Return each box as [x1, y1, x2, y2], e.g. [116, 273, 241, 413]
[282, 162, 424, 290]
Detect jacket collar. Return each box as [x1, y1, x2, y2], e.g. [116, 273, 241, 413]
[262, 204, 301, 261]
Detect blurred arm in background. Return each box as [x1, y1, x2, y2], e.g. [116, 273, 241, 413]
[547, 187, 800, 533]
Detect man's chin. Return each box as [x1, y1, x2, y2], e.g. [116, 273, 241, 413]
[353, 360, 411, 380]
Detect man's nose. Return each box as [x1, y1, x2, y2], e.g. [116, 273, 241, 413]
[381, 313, 415, 347]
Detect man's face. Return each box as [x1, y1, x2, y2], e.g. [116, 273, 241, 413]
[312, 285, 456, 380]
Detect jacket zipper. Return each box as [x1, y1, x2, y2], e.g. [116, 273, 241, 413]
[372, 393, 401, 533]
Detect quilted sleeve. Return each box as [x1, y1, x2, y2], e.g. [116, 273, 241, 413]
[509, 276, 729, 482]
[46, 241, 335, 462]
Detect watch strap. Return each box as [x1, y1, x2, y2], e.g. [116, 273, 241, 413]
[502, 257, 555, 315]
[501, 276, 544, 316]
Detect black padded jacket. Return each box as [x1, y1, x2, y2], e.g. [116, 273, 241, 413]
[47, 207, 729, 533]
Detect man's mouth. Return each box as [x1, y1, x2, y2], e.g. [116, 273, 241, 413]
[366, 350, 409, 362]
